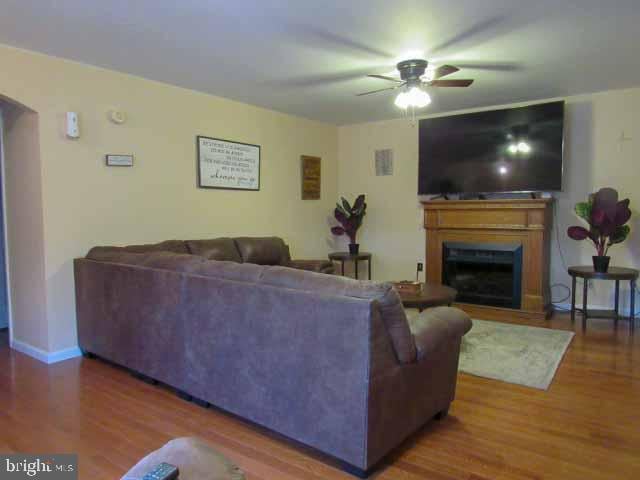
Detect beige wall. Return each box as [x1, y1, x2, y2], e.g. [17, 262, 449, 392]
[2, 40, 638, 355]
[0, 44, 338, 353]
[338, 88, 640, 312]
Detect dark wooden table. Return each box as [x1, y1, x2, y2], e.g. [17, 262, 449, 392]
[568, 266, 638, 333]
[328, 252, 372, 280]
[397, 283, 458, 312]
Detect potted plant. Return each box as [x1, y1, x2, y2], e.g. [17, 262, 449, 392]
[331, 194, 367, 254]
[567, 187, 632, 273]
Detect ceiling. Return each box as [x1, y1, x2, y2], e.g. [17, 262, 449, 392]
[1, 0, 639, 125]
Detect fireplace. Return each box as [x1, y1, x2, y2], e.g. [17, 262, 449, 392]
[442, 242, 523, 309]
[423, 199, 553, 319]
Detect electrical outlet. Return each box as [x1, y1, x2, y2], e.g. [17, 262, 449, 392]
[417, 262, 424, 272]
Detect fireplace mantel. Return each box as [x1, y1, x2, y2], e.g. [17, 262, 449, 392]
[422, 198, 554, 320]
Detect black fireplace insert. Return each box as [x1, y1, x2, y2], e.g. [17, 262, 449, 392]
[442, 242, 523, 309]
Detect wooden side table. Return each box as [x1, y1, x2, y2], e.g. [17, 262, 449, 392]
[328, 252, 372, 280]
[396, 283, 458, 312]
[568, 266, 638, 333]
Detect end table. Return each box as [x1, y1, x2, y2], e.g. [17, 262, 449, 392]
[396, 283, 457, 312]
[568, 266, 638, 333]
[328, 252, 372, 280]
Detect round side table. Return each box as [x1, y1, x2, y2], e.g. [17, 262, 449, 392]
[568, 266, 638, 333]
[328, 252, 372, 280]
[397, 283, 457, 312]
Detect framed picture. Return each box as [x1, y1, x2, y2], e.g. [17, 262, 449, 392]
[197, 136, 260, 190]
[301, 155, 321, 200]
[105, 154, 134, 167]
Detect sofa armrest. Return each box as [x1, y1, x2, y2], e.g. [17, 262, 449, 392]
[287, 259, 335, 274]
[408, 307, 472, 361]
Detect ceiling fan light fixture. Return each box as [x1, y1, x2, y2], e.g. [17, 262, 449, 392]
[394, 86, 431, 109]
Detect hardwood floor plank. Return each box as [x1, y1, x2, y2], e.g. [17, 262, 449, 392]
[0, 313, 638, 479]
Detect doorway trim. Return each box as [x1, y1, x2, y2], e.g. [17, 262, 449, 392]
[0, 108, 13, 341]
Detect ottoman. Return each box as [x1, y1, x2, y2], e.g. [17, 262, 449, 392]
[121, 437, 245, 480]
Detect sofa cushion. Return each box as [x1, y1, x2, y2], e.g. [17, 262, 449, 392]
[122, 240, 189, 254]
[86, 249, 208, 273]
[234, 237, 289, 265]
[86, 240, 189, 256]
[285, 259, 335, 274]
[186, 238, 242, 263]
[86, 247, 147, 264]
[260, 267, 417, 363]
[138, 252, 210, 273]
[190, 259, 266, 284]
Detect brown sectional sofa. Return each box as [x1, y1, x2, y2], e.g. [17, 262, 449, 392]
[86, 236, 335, 274]
[74, 237, 471, 476]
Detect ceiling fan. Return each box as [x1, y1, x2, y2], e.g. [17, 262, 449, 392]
[357, 59, 474, 109]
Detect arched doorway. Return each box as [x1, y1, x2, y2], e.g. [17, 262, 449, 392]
[0, 94, 48, 355]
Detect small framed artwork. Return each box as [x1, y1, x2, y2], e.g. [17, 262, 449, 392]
[301, 155, 321, 200]
[105, 154, 134, 167]
[197, 136, 260, 190]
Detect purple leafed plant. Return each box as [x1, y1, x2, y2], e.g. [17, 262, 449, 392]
[567, 187, 632, 256]
[330, 194, 367, 244]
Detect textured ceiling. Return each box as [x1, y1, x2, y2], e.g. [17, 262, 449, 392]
[1, 0, 639, 124]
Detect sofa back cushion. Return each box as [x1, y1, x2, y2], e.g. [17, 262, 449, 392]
[186, 238, 242, 263]
[86, 240, 189, 256]
[122, 240, 189, 254]
[191, 259, 266, 284]
[86, 249, 208, 273]
[260, 267, 417, 364]
[234, 237, 289, 265]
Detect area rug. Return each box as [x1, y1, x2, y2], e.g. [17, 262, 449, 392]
[458, 319, 574, 390]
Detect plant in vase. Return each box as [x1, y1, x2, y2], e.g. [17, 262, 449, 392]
[567, 187, 632, 273]
[331, 194, 367, 255]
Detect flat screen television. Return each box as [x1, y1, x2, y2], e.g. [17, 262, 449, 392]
[418, 101, 565, 194]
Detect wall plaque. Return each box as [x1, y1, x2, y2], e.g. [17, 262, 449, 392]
[197, 136, 260, 190]
[301, 155, 321, 200]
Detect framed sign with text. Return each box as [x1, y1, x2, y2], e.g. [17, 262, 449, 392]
[197, 136, 260, 190]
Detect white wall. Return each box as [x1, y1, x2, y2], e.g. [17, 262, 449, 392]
[338, 87, 640, 314]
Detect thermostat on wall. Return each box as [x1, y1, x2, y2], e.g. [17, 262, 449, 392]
[108, 109, 127, 125]
[105, 154, 134, 167]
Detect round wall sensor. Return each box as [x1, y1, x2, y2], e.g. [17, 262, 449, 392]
[108, 110, 127, 125]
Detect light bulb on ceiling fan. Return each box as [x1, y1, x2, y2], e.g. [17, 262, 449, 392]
[394, 86, 431, 109]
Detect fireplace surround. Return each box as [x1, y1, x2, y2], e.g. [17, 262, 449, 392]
[423, 198, 553, 320]
[443, 242, 523, 309]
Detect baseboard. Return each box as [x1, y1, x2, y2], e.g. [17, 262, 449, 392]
[10, 338, 82, 364]
[553, 302, 637, 317]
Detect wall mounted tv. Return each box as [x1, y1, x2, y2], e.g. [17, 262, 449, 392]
[418, 101, 565, 195]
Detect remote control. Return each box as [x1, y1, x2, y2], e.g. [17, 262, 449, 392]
[142, 462, 179, 480]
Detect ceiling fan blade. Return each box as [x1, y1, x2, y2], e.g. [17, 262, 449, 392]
[428, 15, 508, 56]
[453, 61, 522, 72]
[429, 79, 474, 87]
[283, 23, 394, 59]
[276, 68, 378, 87]
[431, 65, 460, 79]
[367, 74, 403, 83]
[356, 84, 404, 96]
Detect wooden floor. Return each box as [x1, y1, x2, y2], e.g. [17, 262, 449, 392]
[0, 314, 638, 479]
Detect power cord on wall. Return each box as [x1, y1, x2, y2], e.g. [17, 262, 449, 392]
[551, 201, 572, 308]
